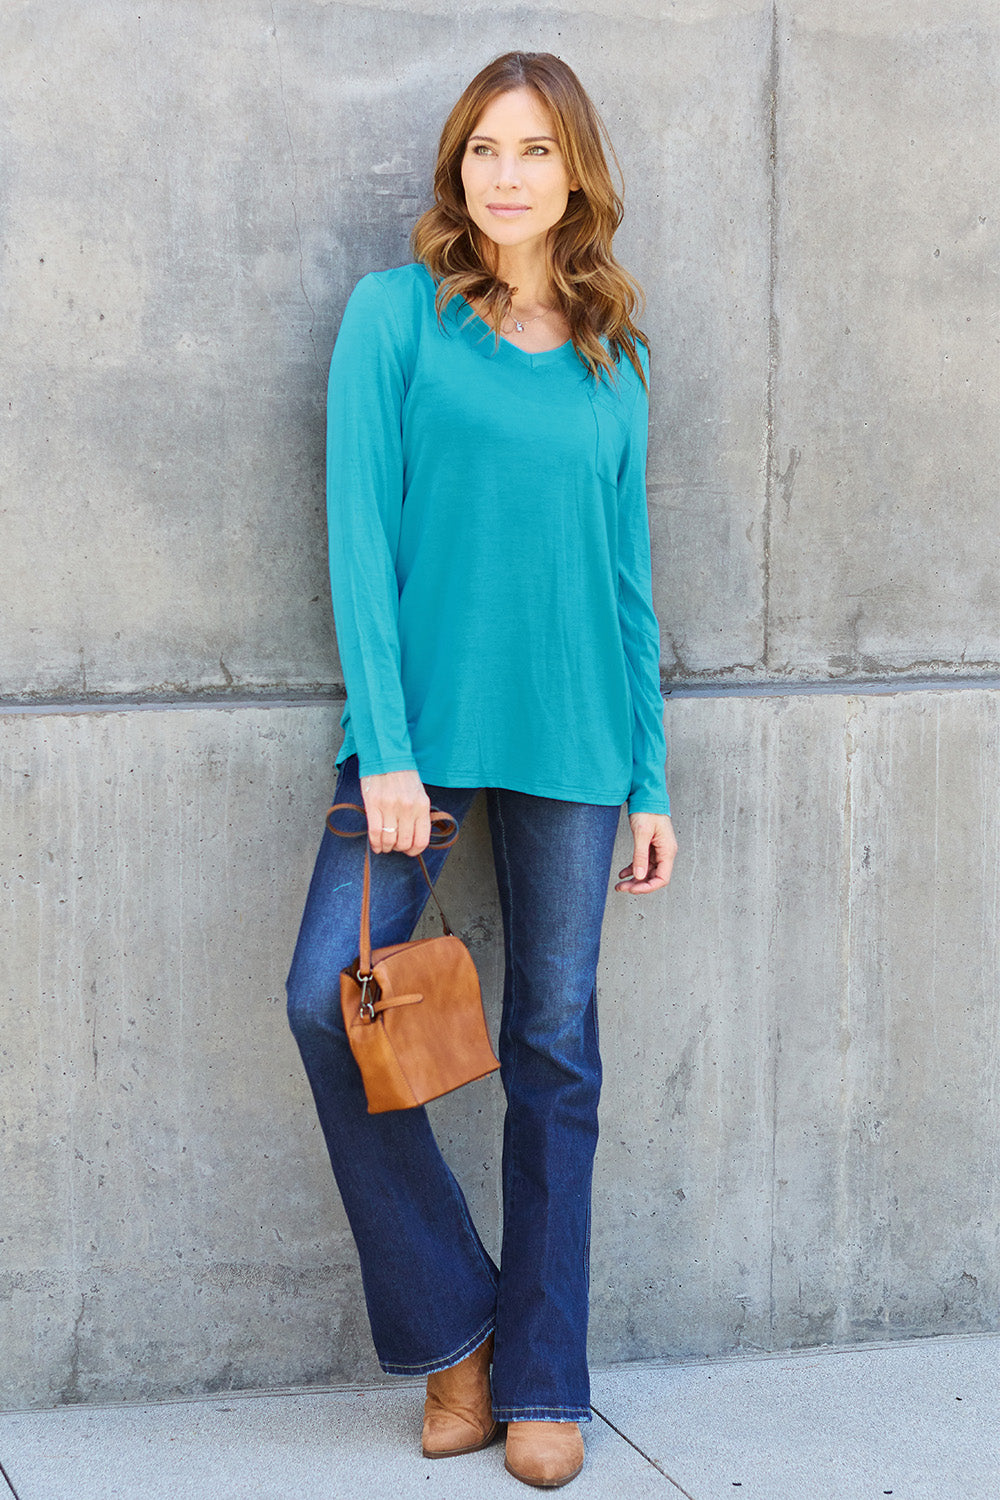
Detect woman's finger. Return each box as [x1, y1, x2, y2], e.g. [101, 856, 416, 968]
[360, 770, 432, 856]
[372, 810, 397, 853]
[365, 796, 400, 852]
[369, 798, 432, 855]
[615, 819, 678, 893]
[391, 809, 418, 854]
[630, 826, 653, 882]
[403, 800, 432, 857]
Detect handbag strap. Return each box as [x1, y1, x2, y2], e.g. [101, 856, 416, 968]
[326, 801, 459, 975]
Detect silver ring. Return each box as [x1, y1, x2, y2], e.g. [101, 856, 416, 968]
[382, 826, 397, 833]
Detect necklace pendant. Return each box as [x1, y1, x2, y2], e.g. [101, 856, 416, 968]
[514, 319, 524, 332]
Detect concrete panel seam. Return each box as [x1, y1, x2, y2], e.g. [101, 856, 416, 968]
[664, 673, 1000, 699]
[762, 0, 780, 671]
[269, 0, 321, 374]
[3, 675, 1000, 716]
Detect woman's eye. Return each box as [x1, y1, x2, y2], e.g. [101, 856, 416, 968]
[469, 144, 549, 156]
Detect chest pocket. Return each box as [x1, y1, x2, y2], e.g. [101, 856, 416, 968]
[588, 374, 632, 492]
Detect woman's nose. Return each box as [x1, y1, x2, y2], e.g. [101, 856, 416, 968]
[494, 157, 521, 189]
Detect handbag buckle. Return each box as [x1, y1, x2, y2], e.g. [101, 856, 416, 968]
[357, 969, 376, 1021]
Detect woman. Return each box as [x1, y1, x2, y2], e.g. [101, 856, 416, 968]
[286, 50, 677, 1490]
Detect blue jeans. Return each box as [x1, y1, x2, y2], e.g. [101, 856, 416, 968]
[285, 753, 621, 1423]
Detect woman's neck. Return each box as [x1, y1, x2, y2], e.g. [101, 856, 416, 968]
[490, 244, 556, 312]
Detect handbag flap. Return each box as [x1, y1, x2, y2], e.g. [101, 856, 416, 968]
[368, 934, 497, 1108]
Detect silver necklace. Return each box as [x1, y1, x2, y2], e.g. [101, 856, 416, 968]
[507, 307, 551, 333]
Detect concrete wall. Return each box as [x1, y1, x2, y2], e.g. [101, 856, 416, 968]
[1, 0, 997, 1406]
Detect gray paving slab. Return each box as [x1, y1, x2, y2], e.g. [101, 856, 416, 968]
[1, 1336, 996, 1499]
[0, 1383, 665, 1500]
[591, 1334, 1000, 1500]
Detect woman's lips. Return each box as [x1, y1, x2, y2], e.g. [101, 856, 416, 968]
[487, 205, 530, 217]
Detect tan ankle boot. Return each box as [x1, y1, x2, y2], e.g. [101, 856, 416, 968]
[504, 1421, 585, 1488]
[421, 1333, 499, 1459]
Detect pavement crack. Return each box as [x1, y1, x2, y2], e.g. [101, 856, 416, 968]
[591, 1405, 697, 1497]
[0, 1452, 22, 1499]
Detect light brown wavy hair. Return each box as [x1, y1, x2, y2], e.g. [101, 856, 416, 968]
[410, 51, 649, 392]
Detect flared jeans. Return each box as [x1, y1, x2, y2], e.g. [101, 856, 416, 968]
[285, 753, 621, 1423]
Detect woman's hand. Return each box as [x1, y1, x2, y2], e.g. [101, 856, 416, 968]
[615, 812, 677, 894]
[359, 769, 432, 857]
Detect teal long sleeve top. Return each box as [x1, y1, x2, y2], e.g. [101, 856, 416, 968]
[326, 260, 670, 816]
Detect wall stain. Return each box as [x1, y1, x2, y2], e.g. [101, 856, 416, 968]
[779, 446, 802, 521]
[58, 1294, 87, 1405]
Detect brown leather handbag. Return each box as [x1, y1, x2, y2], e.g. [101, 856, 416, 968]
[327, 801, 501, 1114]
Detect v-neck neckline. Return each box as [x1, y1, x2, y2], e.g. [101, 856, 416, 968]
[454, 293, 574, 362]
[420, 264, 579, 369]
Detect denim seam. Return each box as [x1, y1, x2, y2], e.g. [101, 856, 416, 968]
[491, 791, 521, 1111]
[450, 1172, 501, 1286]
[379, 1312, 495, 1377]
[591, 975, 600, 1051]
[583, 981, 598, 1292]
[583, 1179, 592, 1295]
[491, 790, 528, 1314]
[492, 1405, 593, 1424]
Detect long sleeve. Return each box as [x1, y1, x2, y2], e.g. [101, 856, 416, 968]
[616, 346, 671, 816]
[326, 273, 418, 777]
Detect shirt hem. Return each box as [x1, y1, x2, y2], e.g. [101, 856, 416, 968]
[336, 744, 668, 813]
[408, 764, 630, 807]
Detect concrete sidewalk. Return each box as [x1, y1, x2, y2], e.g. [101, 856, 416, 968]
[0, 1334, 995, 1499]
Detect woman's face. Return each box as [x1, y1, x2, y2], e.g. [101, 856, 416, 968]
[460, 87, 580, 260]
